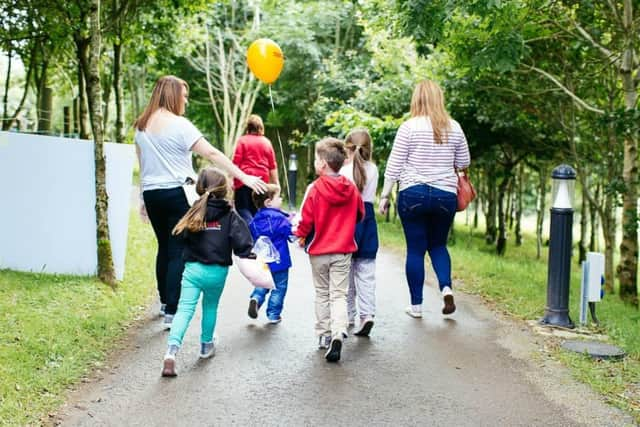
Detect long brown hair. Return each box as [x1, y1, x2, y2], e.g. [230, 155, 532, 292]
[345, 128, 372, 192]
[410, 80, 451, 144]
[172, 168, 229, 235]
[134, 75, 189, 131]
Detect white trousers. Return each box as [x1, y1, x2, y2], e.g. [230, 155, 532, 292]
[347, 258, 376, 321]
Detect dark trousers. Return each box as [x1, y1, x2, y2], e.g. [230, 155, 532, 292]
[397, 184, 457, 305]
[143, 187, 190, 315]
[234, 185, 256, 225]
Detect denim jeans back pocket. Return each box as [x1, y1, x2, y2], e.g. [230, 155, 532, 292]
[399, 186, 426, 215]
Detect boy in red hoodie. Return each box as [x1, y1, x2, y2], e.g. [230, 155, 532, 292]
[295, 137, 364, 362]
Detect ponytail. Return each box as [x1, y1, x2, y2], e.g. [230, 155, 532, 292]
[344, 128, 373, 193]
[352, 147, 367, 193]
[173, 191, 210, 235]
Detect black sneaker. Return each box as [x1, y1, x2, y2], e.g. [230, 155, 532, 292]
[248, 298, 258, 319]
[325, 337, 342, 363]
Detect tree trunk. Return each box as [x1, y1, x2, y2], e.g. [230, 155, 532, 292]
[113, 40, 125, 143]
[76, 39, 91, 139]
[602, 190, 616, 295]
[35, 57, 51, 133]
[506, 180, 514, 231]
[37, 87, 53, 134]
[515, 164, 523, 246]
[87, 0, 116, 286]
[63, 106, 71, 136]
[617, 3, 638, 306]
[589, 185, 599, 252]
[579, 181, 588, 264]
[496, 173, 511, 256]
[485, 169, 497, 244]
[102, 71, 111, 133]
[3, 47, 33, 131]
[2, 47, 11, 129]
[536, 166, 547, 259]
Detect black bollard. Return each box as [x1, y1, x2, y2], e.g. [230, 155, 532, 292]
[541, 164, 576, 328]
[288, 153, 297, 210]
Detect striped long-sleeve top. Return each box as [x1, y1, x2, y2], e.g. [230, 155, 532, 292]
[384, 116, 471, 194]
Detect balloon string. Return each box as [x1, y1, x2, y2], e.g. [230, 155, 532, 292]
[268, 85, 290, 208]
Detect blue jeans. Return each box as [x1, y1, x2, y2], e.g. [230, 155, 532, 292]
[250, 269, 289, 320]
[398, 184, 457, 305]
[168, 262, 228, 347]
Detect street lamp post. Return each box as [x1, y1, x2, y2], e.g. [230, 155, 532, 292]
[288, 153, 297, 210]
[541, 164, 577, 329]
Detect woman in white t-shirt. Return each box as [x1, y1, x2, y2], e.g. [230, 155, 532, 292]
[339, 128, 379, 337]
[134, 75, 266, 327]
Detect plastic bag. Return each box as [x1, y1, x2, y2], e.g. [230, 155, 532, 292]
[236, 256, 275, 289]
[253, 236, 280, 263]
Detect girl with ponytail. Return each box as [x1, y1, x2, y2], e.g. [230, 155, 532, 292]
[162, 167, 255, 377]
[340, 128, 379, 337]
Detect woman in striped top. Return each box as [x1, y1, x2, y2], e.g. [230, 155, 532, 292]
[379, 80, 470, 318]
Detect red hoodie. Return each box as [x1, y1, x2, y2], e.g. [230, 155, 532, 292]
[295, 174, 364, 256]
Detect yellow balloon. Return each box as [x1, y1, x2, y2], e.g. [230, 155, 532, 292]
[247, 39, 284, 84]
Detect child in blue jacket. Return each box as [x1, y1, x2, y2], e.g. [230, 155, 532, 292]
[246, 184, 292, 324]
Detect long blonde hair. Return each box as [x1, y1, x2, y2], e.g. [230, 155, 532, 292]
[172, 168, 229, 235]
[410, 80, 451, 144]
[345, 128, 372, 192]
[134, 75, 189, 131]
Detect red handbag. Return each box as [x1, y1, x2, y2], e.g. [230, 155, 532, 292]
[456, 169, 476, 211]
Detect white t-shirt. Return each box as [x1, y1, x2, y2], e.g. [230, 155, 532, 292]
[340, 160, 379, 203]
[135, 116, 203, 191]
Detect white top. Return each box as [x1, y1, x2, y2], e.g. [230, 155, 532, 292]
[384, 116, 470, 194]
[135, 116, 203, 191]
[340, 160, 379, 203]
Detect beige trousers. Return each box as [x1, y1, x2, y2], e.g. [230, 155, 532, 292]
[309, 253, 352, 339]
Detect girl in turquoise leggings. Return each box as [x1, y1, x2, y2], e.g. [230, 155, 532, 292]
[162, 167, 255, 377]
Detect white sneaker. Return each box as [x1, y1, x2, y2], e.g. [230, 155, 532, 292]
[405, 305, 422, 318]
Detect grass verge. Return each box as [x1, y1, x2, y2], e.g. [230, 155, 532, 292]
[0, 212, 156, 425]
[378, 217, 640, 421]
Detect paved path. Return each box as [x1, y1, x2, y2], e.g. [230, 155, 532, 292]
[58, 245, 633, 426]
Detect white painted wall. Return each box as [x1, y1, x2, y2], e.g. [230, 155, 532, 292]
[0, 132, 135, 280]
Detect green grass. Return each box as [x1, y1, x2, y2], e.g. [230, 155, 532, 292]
[378, 216, 640, 420]
[0, 212, 156, 425]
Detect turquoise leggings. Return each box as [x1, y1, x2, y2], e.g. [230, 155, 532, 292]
[168, 262, 228, 347]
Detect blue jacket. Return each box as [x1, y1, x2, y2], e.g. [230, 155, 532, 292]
[249, 208, 292, 273]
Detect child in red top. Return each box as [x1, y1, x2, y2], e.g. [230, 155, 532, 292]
[295, 137, 364, 363]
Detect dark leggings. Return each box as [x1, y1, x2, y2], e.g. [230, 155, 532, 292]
[234, 185, 256, 225]
[143, 187, 190, 315]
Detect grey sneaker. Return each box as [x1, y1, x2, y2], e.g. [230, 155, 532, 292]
[159, 303, 166, 317]
[163, 314, 174, 329]
[318, 335, 331, 349]
[199, 341, 215, 359]
[325, 337, 342, 363]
